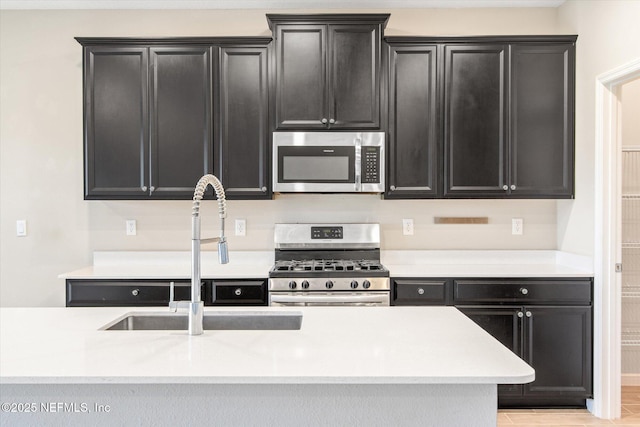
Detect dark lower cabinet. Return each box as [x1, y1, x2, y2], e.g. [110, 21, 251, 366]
[392, 276, 593, 407]
[454, 278, 593, 407]
[458, 305, 593, 406]
[66, 278, 268, 306]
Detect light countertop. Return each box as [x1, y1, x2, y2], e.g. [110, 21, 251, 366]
[58, 250, 593, 280]
[0, 306, 534, 386]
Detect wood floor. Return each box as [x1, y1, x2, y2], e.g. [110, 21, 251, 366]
[497, 386, 640, 426]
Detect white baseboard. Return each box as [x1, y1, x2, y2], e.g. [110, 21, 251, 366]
[622, 374, 640, 386]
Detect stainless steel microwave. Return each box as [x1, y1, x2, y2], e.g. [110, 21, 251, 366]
[272, 132, 385, 193]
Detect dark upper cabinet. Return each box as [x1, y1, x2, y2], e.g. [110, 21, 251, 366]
[83, 46, 150, 198]
[444, 44, 509, 197]
[81, 41, 213, 199]
[510, 43, 575, 197]
[268, 14, 389, 130]
[386, 43, 439, 198]
[443, 38, 576, 198]
[149, 46, 213, 198]
[78, 37, 272, 200]
[217, 44, 270, 199]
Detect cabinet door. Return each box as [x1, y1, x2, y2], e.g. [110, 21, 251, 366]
[386, 44, 439, 198]
[444, 45, 508, 197]
[218, 46, 270, 199]
[328, 24, 380, 129]
[84, 46, 149, 199]
[274, 25, 327, 129]
[149, 46, 213, 199]
[524, 306, 592, 397]
[510, 44, 575, 198]
[457, 306, 524, 396]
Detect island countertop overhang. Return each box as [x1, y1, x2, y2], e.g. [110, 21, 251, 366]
[0, 306, 534, 386]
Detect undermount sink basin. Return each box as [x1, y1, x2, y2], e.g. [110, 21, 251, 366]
[100, 311, 303, 331]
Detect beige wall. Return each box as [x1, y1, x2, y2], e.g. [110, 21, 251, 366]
[0, 7, 576, 307]
[555, 0, 640, 255]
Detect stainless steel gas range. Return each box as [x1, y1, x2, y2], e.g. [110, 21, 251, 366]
[268, 223, 390, 306]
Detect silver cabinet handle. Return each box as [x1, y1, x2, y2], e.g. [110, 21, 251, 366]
[329, 118, 336, 124]
[510, 184, 516, 190]
[131, 289, 139, 296]
[417, 287, 425, 295]
[526, 311, 532, 318]
[502, 185, 508, 191]
[261, 186, 267, 192]
[149, 186, 155, 194]
[321, 118, 328, 124]
[517, 311, 524, 318]
[390, 185, 396, 191]
[234, 288, 242, 296]
[520, 288, 529, 295]
[141, 186, 148, 192]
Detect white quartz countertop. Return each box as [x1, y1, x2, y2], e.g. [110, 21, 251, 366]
[0, 306, 534, 386]
[59, 250, 593, 280]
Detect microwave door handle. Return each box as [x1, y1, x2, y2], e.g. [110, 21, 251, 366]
[354, 141, 362, 191]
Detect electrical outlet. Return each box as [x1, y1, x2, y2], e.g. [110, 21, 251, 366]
[235, 219, 246, 236]
[512, 218, 523, 235]
[126, 219, 137, 236]
[16, 220, 27, 237]
[402, 218, 414, 236]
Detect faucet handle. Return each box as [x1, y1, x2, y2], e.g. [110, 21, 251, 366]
[168, 281, 190, 312]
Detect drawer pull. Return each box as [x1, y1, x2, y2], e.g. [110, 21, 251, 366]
[131, 289, 139, 296]
[517, 311, 524, 318]
[417, 287, 425, 295]
[520, 288, 529, 295]
[234, 288, 242, 296]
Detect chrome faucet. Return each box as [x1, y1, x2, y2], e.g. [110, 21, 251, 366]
[169, 174, 229, 335]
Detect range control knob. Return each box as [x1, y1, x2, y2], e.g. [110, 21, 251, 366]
[350, 280, 359, 289]
[288, 281, 297, 290]
[362, 280, 371, 289]
[325, 280, 334, 289]
[301, 280, 310, 289]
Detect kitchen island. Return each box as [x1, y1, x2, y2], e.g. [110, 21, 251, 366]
[0, 306, 533, 426]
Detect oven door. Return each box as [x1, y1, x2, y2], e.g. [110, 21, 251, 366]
[269, 292, 390, 307]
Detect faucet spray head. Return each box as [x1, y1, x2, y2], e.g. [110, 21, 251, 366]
[218, 238, 229, 264]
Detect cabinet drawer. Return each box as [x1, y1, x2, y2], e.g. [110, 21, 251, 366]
[66, 280, 191, 307]
[393, 279, 450, 305]
[453, 279, 592, 305]
[209, 280, 267, 306]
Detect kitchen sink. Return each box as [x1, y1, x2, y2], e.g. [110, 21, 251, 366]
[100, 311, 303, 331]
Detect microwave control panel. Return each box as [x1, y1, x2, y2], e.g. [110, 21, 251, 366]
[361, 146, 381, 184]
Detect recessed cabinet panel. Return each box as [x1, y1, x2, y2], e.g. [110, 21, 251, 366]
[444, 45, 507, 196]
[393, 279, 448, 305]
[511, 44, 574, 197]
[276, 26, 327, 129]
[387, 44, 438, 198]
[150, 47, 212, 198]
[330, 25, 379, 128]
[524, 306, 592, 396]
[218, 46, 270, 198]
[85, 47, 148, 198]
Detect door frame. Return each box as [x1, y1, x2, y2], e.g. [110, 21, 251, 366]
[594, 57, 640, 419]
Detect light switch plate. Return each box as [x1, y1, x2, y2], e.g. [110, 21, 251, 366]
[16, 220, 27, 237]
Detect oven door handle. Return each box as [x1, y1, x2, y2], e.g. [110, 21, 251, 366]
[270, 293, 389, 305]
